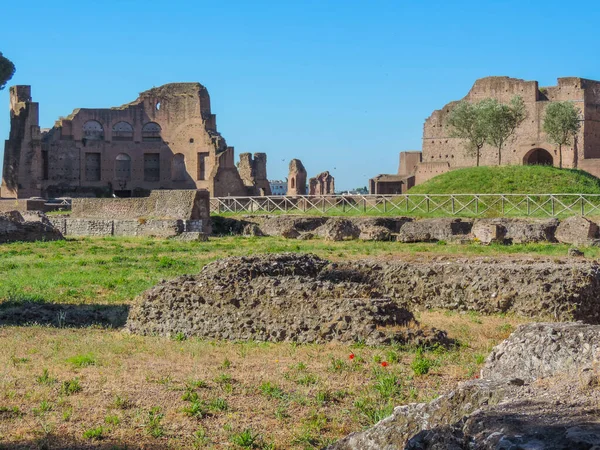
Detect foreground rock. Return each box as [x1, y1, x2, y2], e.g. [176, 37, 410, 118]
[127, 254, 450, 346]
[329, 322, 600, 449]
[0, 211, 64, 243]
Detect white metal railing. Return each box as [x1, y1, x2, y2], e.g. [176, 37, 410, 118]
[210, 194, 600, 217]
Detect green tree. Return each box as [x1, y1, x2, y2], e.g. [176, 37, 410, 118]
[543, 101, 581, 169]
[446, 100, 488, 167]
[0, 52, 15, 91]
[481, 96, 527, 165]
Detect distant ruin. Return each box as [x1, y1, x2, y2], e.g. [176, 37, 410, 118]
[371, 76, 600, 193]
[287, 159, 307, 195]
[309, 171, 335, 195]
[2, 83, 269, 199]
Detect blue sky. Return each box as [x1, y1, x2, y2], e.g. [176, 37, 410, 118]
[1, 0, 599, 190]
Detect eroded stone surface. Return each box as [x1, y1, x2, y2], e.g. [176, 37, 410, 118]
[126, 253, 450, 346]
[329, 322, 600, 450]
[0, 210, 63, 243]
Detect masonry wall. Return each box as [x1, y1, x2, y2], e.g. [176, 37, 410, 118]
[49, 217, 205, 237]
[70, 189, 209, 221]
[2, 83, 265, 199]
[422, 77, 599, 170]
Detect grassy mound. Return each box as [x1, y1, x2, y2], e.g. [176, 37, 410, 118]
[408, 166, 600, 194]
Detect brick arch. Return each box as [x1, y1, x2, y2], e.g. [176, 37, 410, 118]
[523, 148, 553, 166]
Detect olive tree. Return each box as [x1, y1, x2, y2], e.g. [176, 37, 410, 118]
[481, 96, 527, 165]
[0, 52, 15, 91]
[543, 101, 581, 168]
[446, 100, 488, 167]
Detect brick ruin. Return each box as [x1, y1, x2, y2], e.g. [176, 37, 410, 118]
[371, 76, 600, 193]
[1, 83, 269, 199]
[287, 159, 307, 195]
[308, 171, 335, 195]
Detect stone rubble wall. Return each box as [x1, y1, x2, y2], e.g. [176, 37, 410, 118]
[0, 211, 64, 243]
[71, 189, 210, 222]
[126, 253, 600, 347]
[49, 217, 205, 238]
[126, 253, 451, 346]
[212, 214, 600, 246]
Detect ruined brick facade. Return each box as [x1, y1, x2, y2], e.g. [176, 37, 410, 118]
[1, 83, 268, 199]
[308, 171, 335, 195]
[371, 76, 600, 193]
[287, 159, 307, 195]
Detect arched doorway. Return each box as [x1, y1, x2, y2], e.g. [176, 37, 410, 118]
[524, 148, 553, 166]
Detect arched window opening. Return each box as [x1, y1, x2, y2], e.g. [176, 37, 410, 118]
[83, 120, 104, 141]
[112, 121, 133, 141]
[142, 122, 161, 142]
[172, 153, 186, 181]
[115, 153, 132, 180]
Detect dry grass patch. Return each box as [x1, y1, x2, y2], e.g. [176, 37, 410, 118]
[0, 311, 528, 449]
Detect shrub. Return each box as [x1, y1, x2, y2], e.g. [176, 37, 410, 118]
[411, 351, 434, 376]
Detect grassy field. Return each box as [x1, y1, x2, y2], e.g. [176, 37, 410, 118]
[1, 236, 597, 306]
[0, 236, 572, 448]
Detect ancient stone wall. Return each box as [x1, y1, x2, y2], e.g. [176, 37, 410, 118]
[308, 171, 335, 195]
[422, 76, 600, 171]
[2, 83, 266, 198]
[70, 189, 209, 221]
[287, 159, 307, 195]
[237, 152, 271, 196]
[49, 217, 205, 237]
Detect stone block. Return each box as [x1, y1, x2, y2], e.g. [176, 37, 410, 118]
[396, 218, 473, 243]
[471, 221, 506, 244]
[555, 216, 599, 245]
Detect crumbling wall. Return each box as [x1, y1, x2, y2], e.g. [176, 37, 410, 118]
[287, 159, 307, 195]
[308, 171, 335, 195]
[70, 189, 209, 221]
[237, 152, 271, 196]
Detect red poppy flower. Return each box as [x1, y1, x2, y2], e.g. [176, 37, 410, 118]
[381, 361, 389, 367]
[349, 353, 355, 360]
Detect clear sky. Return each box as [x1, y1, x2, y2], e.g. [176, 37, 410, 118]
[1, 0, 599, 190]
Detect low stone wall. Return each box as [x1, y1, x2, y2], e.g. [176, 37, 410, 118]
[71, 190, 210, 221]
[0, 198, 55, 213]
[213, 214, 600, 246]
[1, 211, 64, 243]
[49, 218, 205, 238]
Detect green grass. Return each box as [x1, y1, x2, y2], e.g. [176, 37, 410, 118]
[408, 165, 600, 195]
[0, 236, 597, 307]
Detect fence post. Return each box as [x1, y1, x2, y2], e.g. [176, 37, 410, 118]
[363, 197, 367, 212]
[384, 197, 387, 213]
[405, 196, 409, 213]
[426, 196, 430, 213]
[451, 196, 455, 214]
[581, 196, 585, 215]
[527, 196, 530, 216]
[501, 196, 505, 215]
[475, 196, 479, 215]
[551, 196, 555, 217]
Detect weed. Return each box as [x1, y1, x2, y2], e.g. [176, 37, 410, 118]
[83, 426, 104, 440]
[214, 373, 232, 384]
[62, 408, 73, 421]
[172, 332, 186, 342]
[146, 407, 165, 438]
[113, 394, 131, 409]
[296, 373, 318, 386]
[221, 358, 232, 369]
[328, 357, 349, 373]
[230, 428, 260, 448]
[105, 415, 120, 425]
[353, 398, 395, 425]
[36, 369, 57, 385]
[411, 351, 434, 376]
[183, 400, 209, 419]
[186, 379, 208, 389]
[33, 400, 53, 415]
[67, 353, 96, 368]
[60, 378, 82, 396]
[373, 372, 402, 399]
[259, 381, 285, 400]
[209, 397, 228, 412]
[193, 426, 210, 445]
